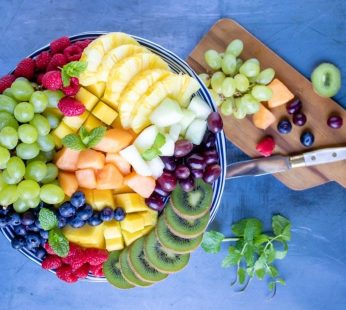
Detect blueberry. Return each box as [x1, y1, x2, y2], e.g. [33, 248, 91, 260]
[277, 119, 292, 134]
[35, 248, 47, 260]
[25, 233, 41, 249]
[8, 213, 22, 226]
[300, 131, 314, 147]
[87, 213, 103, 226]
[34, 219, 43, 230]
[0, 216, 8, 228]
[76, 204, 93, 221]
[70, 191, 86, 208]
[114, 208, 126, 222]
[100, 207, 114, 222]
[69, 217, 86, 228]
[39, 229, 49, 240]
[59, 202, 76, 218]
[0, 206, 12, 216]
[26, 224, 40, 232]
[14, 224, 27, 236]
[11, 236, 26, 250]
[57, 214, 67, 229]
[21, 211, 35, 226]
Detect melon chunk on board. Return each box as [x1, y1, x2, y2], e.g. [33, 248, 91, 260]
[252, 104, 276, 130]
[267, 78, 294, 108]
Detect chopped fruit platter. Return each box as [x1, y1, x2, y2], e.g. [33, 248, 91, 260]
[0, 32, 226, 286]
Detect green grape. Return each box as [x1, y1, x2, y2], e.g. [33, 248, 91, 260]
[226, 39, 244, 57]
[27, 153, 47, 164]
[13, 198, 31, 213]
[209, 89, 223, 107]
[30, 91, 48, 113]
[0, 111, 19, 130]
[248, 58, 260, 65]
[41, 150, 55, 162]
[6, 156, 25, 179]
[3, 88, 16, 99]
[0, 126, 18, 150]
[221, 53, 237, 75]
[0, 184, 19, 206]
[2, 169, 22, 184]
[48, 180, 59, 186]
[14, 102, 35, 122]
[0, 95, 17, 113]
[221, 77, 236, 97]
[25, 160, 47, 182]
[42, 109, 61, 129]
[233, 99, 247, 119]
[0, 172, 4, 191]
[40, 184, 65, 204]
[44, 90, 64, 108]
[198, 73, 210, 87]
[0, 145, 10, 167]
[239, 59, 260, 78]
[204, 50, 222, 70]
[256, 68, 275, 85]
[211, 71, 226, 94]
[37, 134, 55, 152]
[17, 179, 40, 200]
[240, 94, 260, 114]
[234, 74, 249, 92]
[11, 78, 35, 101]
[251, 85, 273, 101]
[220, 97, 234, 116]
[16, 142, 40, 160]
[18, 124, 38, 144]
[235, 58, 243, 73]
[29, 114, 51, 136]
[41, 163, 58, 184]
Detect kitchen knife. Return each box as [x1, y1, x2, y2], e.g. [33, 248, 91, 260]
[226, 147, 346, 179]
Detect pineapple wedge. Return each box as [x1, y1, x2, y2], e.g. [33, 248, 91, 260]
[102, 53, 170, 109]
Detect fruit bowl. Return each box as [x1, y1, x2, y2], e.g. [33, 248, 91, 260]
[0, 32, 227, 282]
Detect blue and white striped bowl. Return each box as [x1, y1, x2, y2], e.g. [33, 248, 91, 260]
[0, 32, 227, 282]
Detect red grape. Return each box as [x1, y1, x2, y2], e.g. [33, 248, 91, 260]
[191, 169, 203, 179]
[145, 193, 165, 211]
[203, 149, 219, 165]
[187, 154, 205, 170]
[179, 178, 195, 192]
[174, 139, 193, 158]
[157, 171, 177, 192]
[203, 131, 216, 149]
[154, 183, 170, 197]
[203, 164, 221, 184]
[207, 112, 223, 133]
[161, 156, 177, 171]
[293, 112, 307, 126]
[327, 115, 343, 129]
[175, 165, 190, 179]
[286, 98, 302, 114]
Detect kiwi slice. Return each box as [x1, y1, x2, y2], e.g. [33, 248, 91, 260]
[128, 237, 168, 283]
[103, 251, 135, 289]
[144, 230, 190, 273]
[155, 216, 203, 254]
[311, 63, 341, 98]
[171, 179, 212, 220]
[119, 247, 152, 287]
[164, 203, 210, 238]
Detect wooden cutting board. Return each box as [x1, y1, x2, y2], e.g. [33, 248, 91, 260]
[187, 18, 346, 190]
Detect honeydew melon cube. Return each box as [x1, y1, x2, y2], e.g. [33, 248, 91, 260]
[149, 98, 184, 127]
[169, 124, 182, 142]
[119, 145, 152, 176]
[179, 109, 196, 134]
[159, 134, 175, 156]
[120, 213, 145, 233]
[147, 156, 164, 179]
[188, 96, 212, 120]
[133, 125, 158, 152]
[185, 119, 207, 145]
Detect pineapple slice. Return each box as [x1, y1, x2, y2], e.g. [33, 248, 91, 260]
[102, 53, 170, 109]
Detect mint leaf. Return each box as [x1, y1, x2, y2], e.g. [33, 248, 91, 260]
[61, 70, 70, 87]
[86, 126, 106, 148]
[221, 247, 241, 267]
[238, 267, 246, 284]
[232, 218, 262, 241]
[61, 61, 87, 87]
[62, 134, 86, 151]
[274, 241, 288, 259]
[141, 148, 160, 161]
[255, 268, 266, 280]
[264, 243, 276, 263]
[268, 281, 276, 291]
[268, 266, 279, 278]
[272, 215, 291, 241]
[254, 234, 270, 245]
[48, 228, 69, 258]
[152, 133, 166, 149]
[79, 126, 90, 144]
[201, 231, 224, 254]
[277, 278, 286, 285]
[39, 208, 58, 231]
[244, 244, 256, 266]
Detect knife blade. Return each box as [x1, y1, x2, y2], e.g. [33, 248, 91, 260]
[226, 147, 346, 179]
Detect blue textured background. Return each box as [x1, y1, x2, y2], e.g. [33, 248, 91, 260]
[0, 1, 345, 309]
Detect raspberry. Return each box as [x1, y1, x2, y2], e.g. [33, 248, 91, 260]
[43, 242, 55, 255]
[50, 36, 71, 54]
[89, 263, 104, 277]
[256, 136, 275, 157]
[74, 263, 90, 279]
[0, 75, 16, 93]
[42, 255, 62, 270]
[67, 243, 83, 257]
[58, 97, 85, 116]
[84, 248, 108, 266]
[62, 77, 80, 96]
[36, 73, 45, 85]
[41, 71, 63, 90]
[14, 58, 35, 80]
[35, 51, 52, 70]
[62, 253, 85, 271]
[75, 39, 92, 50]
[56, 265, 78, 283]
[63, 44, 82, 62]
[47, 53, 67, 71]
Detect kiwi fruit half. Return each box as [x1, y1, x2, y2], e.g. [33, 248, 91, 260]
[144, 229, 190, 273]
[155, 216, 203, 254]
[119, 247, 152, 287]
[311, 63, 341, 98]
[171, 179, 212, 220]
[103, 251, 135, 289]
[164, 202, 210, 238]
[128, 237, 168, 283]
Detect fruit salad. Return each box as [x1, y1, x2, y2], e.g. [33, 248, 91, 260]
[0, 33, 223, 287]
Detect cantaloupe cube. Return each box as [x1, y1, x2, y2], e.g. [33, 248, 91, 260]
[76, 168, 97, 189]
[83, 114, 104, 131]
[111, 116, 122, 128]
[96, 163, 123, 190]
[63, 224, 105, 249]
[112, 185, 134, 194]
[92, 101, 118, 126]
[267, 78, 294, 108]
[75, 88, 99, 111]
[77, 149, 105, 170]
[62, 111, 89, 131]
[105, 153, 131, 175]
[105, 237, 124, 251]
[85, 82, 106, 98]
[53, 122, 76, 140]
[93, 189, 115, 210]
[103, 221, 122, 239]
[122, 226, 154, 246]
[252, 104, 276, 130]
[54, 148, 80, 171]
[58, 171, 78, 197]
[123, 172, 155, 198]
[93, 128, 133, 153]
[114, 193, 149, 213]
[120, 213, 145, 233]
[79, 188, 94, 206]
[138, 209, 158, 226]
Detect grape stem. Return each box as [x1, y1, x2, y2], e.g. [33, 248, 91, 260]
[222, 237, 240, 242]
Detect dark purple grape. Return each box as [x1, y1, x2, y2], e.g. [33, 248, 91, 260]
[203, 132, 216, 150]
[286, 98, 302, 114]
[203, 164, 221, 184]
[154, 183, 170, 197]
[174, 140, 193, 158]
[157, 171, 177, 192]
[207, 112, 223, 133]
[327, 115, 343, 129]
[293, 112, 307, 126]
[203, 149, 219, 165]
[161, 156, 177, 171]
[187, 154, 205, 170]
[179, 178, 195, 192]
[175, 165, 190, 179]
[191, 169, 203, 179]
[145, 194, 165, 211]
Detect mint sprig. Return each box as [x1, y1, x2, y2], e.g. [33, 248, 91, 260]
[39, 208, 58, 230]
[61, 61, 87, 87]
[201, 215, 291, 297]
[62, 126, 106, 151]
[141, 133, 166, 161]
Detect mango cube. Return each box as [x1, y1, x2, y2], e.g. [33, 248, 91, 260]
[93, 189, 115, 210]
[62, 111, 90, 131]
[92, 101, 118, 125]
[63, 224, 105, 249]
[103, 221, 122, 239]
[105, 237, 124, 251]
[79, 188, 94, 206]
[112, 185, 134, 195]
[121, 213, 145, 233]
[114, 193, 149, 213]
[85, 82, 106, 98]
[139, 209, 158, 227]
[75, 88, 98, 111]
[122, 226, 154, 246]
[52, 122, 76, 140]
[52, 134, 62, 148]
[83, 114, 104, 131]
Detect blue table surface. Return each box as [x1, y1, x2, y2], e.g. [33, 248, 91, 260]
[0, 1, 345, 309]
